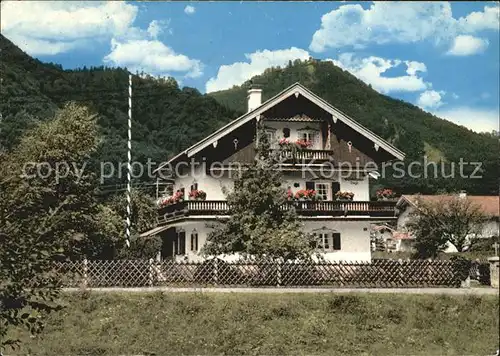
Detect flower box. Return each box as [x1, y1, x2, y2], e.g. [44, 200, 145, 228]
[189, 189, 207, 201]
[159, 191, 184, 207]
[279, 138, 291, 147]
[294, 189, 322, 201]
[335, 191, 354, 201]
[295, 139, 312, 149]
[376, 188, 396, 201]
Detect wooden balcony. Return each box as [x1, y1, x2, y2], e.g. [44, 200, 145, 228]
[158, 200, 396, 225]
[271, 149, 333, 162]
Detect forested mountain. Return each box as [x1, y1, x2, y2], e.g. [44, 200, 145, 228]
[1, 35, 497, 195]
[0, 34, 237, 187]
[210, 59, 499, 195]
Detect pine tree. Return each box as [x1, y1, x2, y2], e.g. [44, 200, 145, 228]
[203, 123, 314, 261]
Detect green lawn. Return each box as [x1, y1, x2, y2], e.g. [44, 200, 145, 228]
[10, 292, 500, 355]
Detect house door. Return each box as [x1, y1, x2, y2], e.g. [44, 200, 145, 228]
[161, 228, 176, 259]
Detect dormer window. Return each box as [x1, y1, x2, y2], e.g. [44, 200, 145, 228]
[297, 126, 320, 149]
[300, 131, 318, 148]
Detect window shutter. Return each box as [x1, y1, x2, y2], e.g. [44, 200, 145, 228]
[333, 233, 341, 250]
[306, 181, 315, 190]
[310, 233, 318, 249]
[332, 182, 340, 195]
[179, 231, 186, 254]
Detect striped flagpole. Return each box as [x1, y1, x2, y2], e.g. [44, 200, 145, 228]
[126, 74, 132, 248]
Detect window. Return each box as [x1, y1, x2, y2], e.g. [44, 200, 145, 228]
[315, 232, 341, 252]
[190, 231, 198, 252]
[316, 233, 332, 252]
[315, 182, 330, 200]
[301, 131, 318, 147]
[283, 127, 290, 138]
[180, 187, 185, 199]
[190, 183, 198, 192]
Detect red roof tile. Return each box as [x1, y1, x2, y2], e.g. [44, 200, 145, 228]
[401, 195, 499, 217]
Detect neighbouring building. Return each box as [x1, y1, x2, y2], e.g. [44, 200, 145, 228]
[394, 193, 500, 252]
[141, 83, 406, 261]
[371, 224, 414, 253]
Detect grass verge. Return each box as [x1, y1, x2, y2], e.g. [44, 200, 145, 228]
[9, 292, 500, 355]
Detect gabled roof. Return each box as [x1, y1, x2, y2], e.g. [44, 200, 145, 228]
[155, 82, 405, 172]
[396, 194, 500, 218]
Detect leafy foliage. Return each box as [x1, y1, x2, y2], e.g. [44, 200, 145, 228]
[0, 101, 162, 349]
[106, 190, 161, 259]
[407, 196, 489, 258]
[0, 103, 101, 349]
[203, 124, 315, 261]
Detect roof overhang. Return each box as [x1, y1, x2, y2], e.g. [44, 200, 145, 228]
[154, 83, 406, 173]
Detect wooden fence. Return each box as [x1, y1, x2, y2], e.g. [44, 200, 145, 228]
[54, 258, 478, 288]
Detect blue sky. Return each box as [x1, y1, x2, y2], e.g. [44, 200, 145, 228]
[1, 1, 499, 133]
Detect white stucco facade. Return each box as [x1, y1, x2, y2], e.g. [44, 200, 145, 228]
[168, 167, 370, 203]
[170, 219, 372, 263]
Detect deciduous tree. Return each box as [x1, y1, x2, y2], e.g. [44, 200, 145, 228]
[408, 196, 488, 258]
[0, 103, 102, 349]
[202, 124, 315, 261]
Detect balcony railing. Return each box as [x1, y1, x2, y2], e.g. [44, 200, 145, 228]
[158, 200, 396, 224]
[271, 149, 333, 162]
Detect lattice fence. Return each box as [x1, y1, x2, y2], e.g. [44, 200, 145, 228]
[54, 258, 477, 288]
[469, 260, 491, 285]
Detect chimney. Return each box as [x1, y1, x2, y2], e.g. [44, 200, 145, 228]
[247, 87, 262, 113]
[459, 190, 467, 199]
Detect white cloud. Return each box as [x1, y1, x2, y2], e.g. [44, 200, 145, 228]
[405, 61, 427, 76]
[4, 33, 83, 56]
[104, 39, 203, 78]
[184, 5, 196, 15]
[0, 1, 138, 55]
[447, 35, 489, 56]
[417, 90, 446, 110]
[310, 3, 499, 54]
[459, 5, 500, 32]
[1, 1, 202, 79]
[147, 20, 163, 39]
[329, 54, 428, 94]
[206, 47, 310, 92]
[433, 107, 499, 133]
